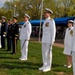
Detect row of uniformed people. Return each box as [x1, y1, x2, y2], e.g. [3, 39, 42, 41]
[0, 8, 75, 74]
[11, 8, 55, 72]
[19, 8, 56, 72]
[0, 16, 19, 54]
[19, 8, 75, 74]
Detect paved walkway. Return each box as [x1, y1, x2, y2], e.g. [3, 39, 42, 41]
[31, 37, 64, 48]
[54, 43, 64, 48]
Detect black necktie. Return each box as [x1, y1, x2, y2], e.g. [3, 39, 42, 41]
[68, 28, 70, 30]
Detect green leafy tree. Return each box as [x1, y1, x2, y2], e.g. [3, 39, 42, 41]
[1, 0, 75, 21]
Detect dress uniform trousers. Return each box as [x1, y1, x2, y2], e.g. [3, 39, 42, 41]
[1, 36, 5, 48]
[72, 52, 75, 75]
[7, 37, 12, 51]
[42, 43, 52, 69]
[12, 36, 17, 53]
[12, 23, 19, 54]
[7, 24, 13, 51]
[21, 40, 29, 60]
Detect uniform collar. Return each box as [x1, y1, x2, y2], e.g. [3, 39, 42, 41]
[9, 24, 12, 25]
[25, 21, 29, 23]
[69, 26, 73, 29]
[46, 17, 51, 20]
[24, 20, 29, 24]
[2, 20, 6, 23]
[23, 20, 29, 25]
[68, 26, 73, 30]
[13, 22, 17, 24]
[25, 20, 29, 23]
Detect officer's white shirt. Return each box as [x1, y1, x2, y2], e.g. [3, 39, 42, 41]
[64, 27, 73, 47]
[42, 17, 56, 44]
[20, 21, 32, 40]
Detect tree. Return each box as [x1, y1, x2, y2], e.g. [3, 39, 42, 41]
[2, 0, 75, 21]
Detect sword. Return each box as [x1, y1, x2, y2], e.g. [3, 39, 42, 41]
[22, 39, 26, 49]
[70, 51, 73, 55]
[48, 44, 52, 59]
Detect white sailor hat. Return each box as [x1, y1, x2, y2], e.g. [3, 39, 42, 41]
[8, 19, 13, 21]
[13, 16, 18, 20]
[23, 14, 30, 19]
[44, 8, 53, 14]
[2, 16, 6, 19]
[68, 20, 74, 23]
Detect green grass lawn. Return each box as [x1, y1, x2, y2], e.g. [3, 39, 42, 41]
[0, 41, 73, 75]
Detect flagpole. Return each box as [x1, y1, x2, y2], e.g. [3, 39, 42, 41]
[39, 0, 44, 42]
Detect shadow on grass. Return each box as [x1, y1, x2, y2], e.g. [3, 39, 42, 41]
[0, 49, 7, 51]
[0, 61, 42, 70]
[0, 56, 18, 59]
[0, 52, 11, 54]
[52, 63, 62, 68]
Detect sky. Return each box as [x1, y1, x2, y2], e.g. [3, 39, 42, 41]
[0, 0, 10, 7]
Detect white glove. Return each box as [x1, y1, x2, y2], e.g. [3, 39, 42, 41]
[3, 35, 5, 37]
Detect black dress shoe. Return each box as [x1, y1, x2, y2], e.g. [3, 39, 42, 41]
[1, 48, 5, 49]
[7, 49, 10, 51]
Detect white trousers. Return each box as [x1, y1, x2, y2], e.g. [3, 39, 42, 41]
[0, 36, 1, 48]
[42, 43, 52, 69]
[72, 52, 75, 75]
[20, 40, 29, 60]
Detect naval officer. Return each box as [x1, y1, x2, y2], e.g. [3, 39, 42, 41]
[63, 20, 73, 68]
[72, 20, 75, 75]
[19, 14, 32, 61]
[39, 8, 56, 72]
[1, 16, 7, 49]
[7, 19, 13, 51]
[12, 17, 19, 54]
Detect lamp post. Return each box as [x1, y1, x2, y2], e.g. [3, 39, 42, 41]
[10, 0, 13, 17]
[14, 5, 16, 16]
[39, 0, 44, 42]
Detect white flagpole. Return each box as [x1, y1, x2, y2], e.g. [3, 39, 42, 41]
[39, 0, 44, 42]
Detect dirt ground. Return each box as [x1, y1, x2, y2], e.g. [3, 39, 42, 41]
[54, 43, 64, 48]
